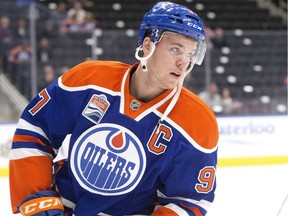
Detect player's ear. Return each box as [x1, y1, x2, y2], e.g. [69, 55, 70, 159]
[142, 37, 152, 57]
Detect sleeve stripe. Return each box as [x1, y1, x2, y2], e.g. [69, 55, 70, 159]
[180, 203, 203, 216]
[157, 190, 212, 211]
[162, 203, 189, 216]
[10, 148, 53, 160]
[17, 118, 50, 142]
[13, 134, 48, 147]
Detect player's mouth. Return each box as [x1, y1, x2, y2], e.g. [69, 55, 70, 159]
[170, 71, 181, 78]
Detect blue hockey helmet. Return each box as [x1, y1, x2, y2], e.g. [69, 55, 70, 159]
[138, 2, 207, 65]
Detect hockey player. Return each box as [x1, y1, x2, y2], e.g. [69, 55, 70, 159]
[9, 2, 218, 215]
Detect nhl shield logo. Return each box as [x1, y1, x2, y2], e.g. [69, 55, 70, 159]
[82, 94, 110, 124]
[130, 99, 141, 110]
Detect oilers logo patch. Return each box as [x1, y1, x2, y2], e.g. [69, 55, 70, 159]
[70, 123, 146, 195]
[82, 94, 110, 124]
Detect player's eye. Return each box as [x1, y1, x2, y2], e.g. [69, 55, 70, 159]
[171, 47, 180, 53]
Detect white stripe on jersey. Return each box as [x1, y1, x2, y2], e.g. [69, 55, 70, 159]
[119, 68, 129, 114]
[10, 148, 53, 160]
[157, 190, 212, 211]
[17, 118, 50, 142]
[58, 77, 121, 96]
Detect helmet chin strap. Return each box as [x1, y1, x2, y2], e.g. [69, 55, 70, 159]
[135, 42, 156, 71]
[156, 62, 195, 134]
[184, 60, 196, 75]
[135, 39, 196, 134]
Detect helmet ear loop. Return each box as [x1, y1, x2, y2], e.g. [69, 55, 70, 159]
[135, 42, 156, 72]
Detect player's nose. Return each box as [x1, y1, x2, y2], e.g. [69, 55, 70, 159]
[176, 58, 189, 71]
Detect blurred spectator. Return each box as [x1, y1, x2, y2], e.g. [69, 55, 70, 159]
[0, 16, 13, 73]
[61, 14, 82, 33]
[56, 23, 69, 43]
[38, 19, 57, 40]
[8, 39, 32, 99]
[221, 87, 233, 114]
[13, 18, 29, 42]
[199, 81, 223, 113]
[204, 25, 215, 39]
[67, 1, 87, 24]
[38, 64, 57, 91]
[51, 2, 68, 27]
[82, 11, 99, 32]
[8, 39, 32, 64]
[61, 11, 99, 33]
[37, 37, 52, 65]
[221, 87, 244, 114]
[210, 27, 229, 49]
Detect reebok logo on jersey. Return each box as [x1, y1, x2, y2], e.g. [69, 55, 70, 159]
[82, 94, 110, 124]
[70, 123, 146, 195]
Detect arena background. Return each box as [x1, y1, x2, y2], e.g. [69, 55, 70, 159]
[0, 0, 287, 215]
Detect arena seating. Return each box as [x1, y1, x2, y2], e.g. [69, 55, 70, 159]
[0, 0, 287, 115]
[93, 0, 285, 30]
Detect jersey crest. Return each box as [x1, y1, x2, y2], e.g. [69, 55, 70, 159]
[82, 94, 110, 124]
[70, 123, 146, 195]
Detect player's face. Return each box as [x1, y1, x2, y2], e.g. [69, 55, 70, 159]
[146, 32, 198, 89]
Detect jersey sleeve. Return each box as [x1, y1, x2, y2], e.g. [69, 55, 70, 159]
[9, 78, 83, 213]
[154, 143, 218, 216]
